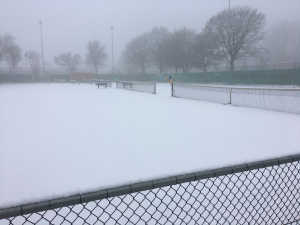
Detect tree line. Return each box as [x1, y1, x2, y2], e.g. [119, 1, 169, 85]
[53, 40, 107, 74]
[122, 6, 300, 74]
[123, 6, 267, 74]
[0, 36, 108, 78]
[0, 5, 299, 76]
[0, 34, 44, 81]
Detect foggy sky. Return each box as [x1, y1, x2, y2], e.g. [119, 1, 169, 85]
[1, 0, 299, 71]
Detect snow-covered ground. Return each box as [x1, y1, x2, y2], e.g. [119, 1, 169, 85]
[0, 83, 300, 209]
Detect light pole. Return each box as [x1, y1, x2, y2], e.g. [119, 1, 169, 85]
[111, 26, 114, 74]
[39, 21, 45, 77]
[226, 0, 231, 71]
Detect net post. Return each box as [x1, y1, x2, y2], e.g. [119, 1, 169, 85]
[229, 88, 232, 104]
[171, 83, 174, 97]
[153, 82, 156, 94]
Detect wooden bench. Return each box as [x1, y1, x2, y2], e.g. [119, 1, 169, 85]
[95, 81, 108, 89]
[70, 80, 80, 85]
[122, 82, 133, 89]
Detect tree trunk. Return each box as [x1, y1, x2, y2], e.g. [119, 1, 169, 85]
[159, 62, 163, 74]
[230, 61, 234, 71]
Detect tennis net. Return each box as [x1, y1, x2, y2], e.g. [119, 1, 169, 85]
[116, 80, 156, 94]
[171, 83, 300, 114]
[94, 79, 112, 88]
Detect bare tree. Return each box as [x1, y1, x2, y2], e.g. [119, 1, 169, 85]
[24, 51, 41, 81]
[206, 6, 266, 71]
[5, 43, 22, 74]
[54, 52, 82, 73]
[149, 27, 170, 74]
[166, 27, 196, 73]
[193, 28, 223, 72]
[123, 33, 152, 74]
[0, 33, 15, 62]
[85, 40, 107, 74]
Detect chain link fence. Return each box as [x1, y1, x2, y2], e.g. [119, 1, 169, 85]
[145, 62, 300, 74]
[0, 62, 299, 76]
[0, 154, 299, 225]
[206, 62, 300, 72]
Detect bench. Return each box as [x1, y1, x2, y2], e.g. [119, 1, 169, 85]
[95, 82, 108, 89]
[70, 80, 80, 85]
[122, 82, 133, 89]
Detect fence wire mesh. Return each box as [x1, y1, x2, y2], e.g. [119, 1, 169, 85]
[205, 62, 300, 72]
[1, 159, 299, 225]
[172, 83, 300, 115]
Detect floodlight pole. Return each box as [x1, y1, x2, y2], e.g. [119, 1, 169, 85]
[227, 0, 231, 71]
[111, 26, 114, 74]
[39, 21, 45, 77]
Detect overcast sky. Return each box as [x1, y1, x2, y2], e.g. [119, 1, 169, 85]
[1, 0, 299, 71]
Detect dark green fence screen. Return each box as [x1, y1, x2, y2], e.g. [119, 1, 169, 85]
[1, 69, 300, 86]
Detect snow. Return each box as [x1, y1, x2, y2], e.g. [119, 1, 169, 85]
[0, 82, 300, 209]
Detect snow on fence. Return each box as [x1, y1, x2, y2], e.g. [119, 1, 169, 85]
[0, 154, 299, 224]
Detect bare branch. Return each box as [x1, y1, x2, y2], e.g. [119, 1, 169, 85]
[24, 51, 41, 80]
[166, 27, 196, 73]
[193, 28, 223, 72]
[54, 52, 82, 73]
[149, 27, 170, 74]
[206, 6, 266, 70]
[0, 33, 16, 63]
[123, 33, 151, 74]
[5, 43, 22, 74]
[85, 40, 108, 74]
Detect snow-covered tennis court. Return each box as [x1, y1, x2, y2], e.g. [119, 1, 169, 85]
[1, 82, 300, 209]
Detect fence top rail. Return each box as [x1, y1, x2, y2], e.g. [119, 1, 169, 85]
[94, 79, 112, 82]
[172, 82, 300, 91]
[116, 79, 156, 84]
[0, 153, 299, 220]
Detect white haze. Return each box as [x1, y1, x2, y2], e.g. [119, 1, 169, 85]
[0, 0, 299, 71]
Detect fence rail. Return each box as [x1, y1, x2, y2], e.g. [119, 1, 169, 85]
[0, 154, 299, 224]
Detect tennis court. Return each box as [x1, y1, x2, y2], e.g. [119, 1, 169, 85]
[1, 82, 300, 212]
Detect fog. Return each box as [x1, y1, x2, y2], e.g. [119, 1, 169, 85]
[0, 0, 299, 71]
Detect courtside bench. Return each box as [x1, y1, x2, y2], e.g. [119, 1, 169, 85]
[70, 80, 80, 85]
[95, 81, 108, 89]
[122, 82, 133, 89]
